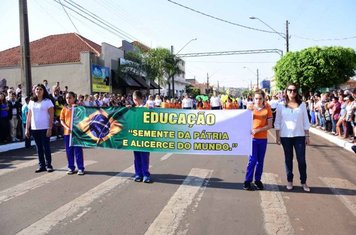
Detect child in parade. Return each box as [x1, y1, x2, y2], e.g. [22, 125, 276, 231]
[244, 89, 273, 190]
[60, 91, 85, 175]
[132, 90, 151, 183]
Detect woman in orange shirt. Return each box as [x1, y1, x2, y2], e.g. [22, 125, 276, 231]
[243, 89, 272, 190]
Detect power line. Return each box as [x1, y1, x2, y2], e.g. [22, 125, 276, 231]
[52, 0, 137, 41]
[63, 0, 137, 41]
[292, 34, 356, 42]
[167, 1, 356, 43]
[167, 0, 277, 34]
[58, 0, 80, 33]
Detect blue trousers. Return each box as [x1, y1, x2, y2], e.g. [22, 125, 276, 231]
[134, 151, 150, 178]
[245, 138, 267, 182]
[23, 124, 31, 148]
[64, 135, 84, 171]
[309, 110, 316, 125]
[280, 137, 307, 184]
[32, 129, 52, 169]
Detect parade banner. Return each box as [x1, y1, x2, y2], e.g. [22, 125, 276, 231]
[71, 106, 252, 156]
[91, 64, 111, 93]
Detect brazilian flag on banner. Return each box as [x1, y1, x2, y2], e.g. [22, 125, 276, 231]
[71, 106, 253, 155]
[71, 106, 128, 148]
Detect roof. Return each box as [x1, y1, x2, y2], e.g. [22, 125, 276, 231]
[0, 33, 101, 68]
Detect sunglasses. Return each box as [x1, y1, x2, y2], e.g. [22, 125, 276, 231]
[287, 89, 297, 93]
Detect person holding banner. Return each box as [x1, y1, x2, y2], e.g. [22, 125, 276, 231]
[275, 84, 311, 192]
[132, 90, 151, 183]
[60, 91, 85, 175]
[243, 89, 273, 191]
[25, 84, 54, 173]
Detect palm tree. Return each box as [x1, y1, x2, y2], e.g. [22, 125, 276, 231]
[164, 54, 185, 98]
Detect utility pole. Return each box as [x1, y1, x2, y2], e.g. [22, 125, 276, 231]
[206, 73, 209, 94]
[19, 0, 32, 97]
[256, 69, 259, 89]
[286, 20, 289, 52]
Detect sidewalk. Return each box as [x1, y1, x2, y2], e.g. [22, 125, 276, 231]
[0, 130, 354, 153]
[0, 137, 58, 153]
[309, 127, 354, 153]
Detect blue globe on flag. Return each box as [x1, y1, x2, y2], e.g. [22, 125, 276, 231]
[89, 114, 111, 139]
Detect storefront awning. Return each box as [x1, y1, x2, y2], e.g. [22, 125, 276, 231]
[150, 80, 160, 89]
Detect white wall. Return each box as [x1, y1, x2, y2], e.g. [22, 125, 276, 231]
[101, 42, 124, 70]
[0, 51, 92, 95]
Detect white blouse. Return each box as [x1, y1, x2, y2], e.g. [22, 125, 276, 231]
[28, 99, 54, 130]
[274, 102, 310, 137]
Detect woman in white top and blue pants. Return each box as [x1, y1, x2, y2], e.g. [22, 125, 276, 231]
[275, 83, 311, 192]
[26, 84, 54, 173]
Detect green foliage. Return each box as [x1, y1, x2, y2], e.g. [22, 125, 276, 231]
[115, 47, 186, 97]
[185, 84, 200, 97]
[145, 48, 171, 88]
[274, 46, 356, 92]
[241, 89, 251, 97]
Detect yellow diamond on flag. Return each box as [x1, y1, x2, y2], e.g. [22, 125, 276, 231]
[78, 109, 123, 144]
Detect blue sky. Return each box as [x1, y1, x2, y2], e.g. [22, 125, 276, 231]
[1, 0, 355, 88]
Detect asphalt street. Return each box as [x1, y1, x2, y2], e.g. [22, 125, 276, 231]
[0, 130, 355, 235]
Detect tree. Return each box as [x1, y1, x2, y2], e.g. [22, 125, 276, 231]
[164, 54, 185, 98]
[185, 84, 200, 97]
[274, 46, 356, 93]
[145, 48, 171, 95]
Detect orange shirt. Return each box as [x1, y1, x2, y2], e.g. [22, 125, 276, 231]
[60, 106, 73, 135]
[203, 102, 210, 110]
[161, 101, 170, 108]
[224, 102, 233, 110]
[253, 105, 272, 139]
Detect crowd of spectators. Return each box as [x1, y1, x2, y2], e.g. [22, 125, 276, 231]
[1, 80, 355, 152]
[305, 89, 356, 143]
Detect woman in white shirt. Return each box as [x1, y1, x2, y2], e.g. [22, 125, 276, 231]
[275, 83, 310, 192]
[25, 84, 54, 173]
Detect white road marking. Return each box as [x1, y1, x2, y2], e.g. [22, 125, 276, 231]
[145, 168, 213, 235]
[160, 153, 173, 161]
[0, 160, 96, 205]
[0, 150, 65, 177]
[0, 160, 38, 177]
[260, 173, 295, 235]
[319, 177, 356, 217]
[16, 164, 135, 235]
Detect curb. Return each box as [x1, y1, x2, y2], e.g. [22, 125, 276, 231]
[0, 137, 58, 153]
[309, 127, 354, 153]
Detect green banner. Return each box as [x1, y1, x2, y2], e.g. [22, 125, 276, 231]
[71, 106, 252, 155]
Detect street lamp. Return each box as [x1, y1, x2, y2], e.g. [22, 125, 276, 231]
[249, 16, 289, 52]
[170, 38, 197, 98]
[243, 66, 259, 89]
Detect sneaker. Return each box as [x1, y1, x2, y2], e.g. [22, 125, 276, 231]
[255, 181, 264, 190]
[243, 181, 254, 191]
[46, 167, 54, 173]
[77, 170, 85, 175]
[302, 184, 310, 192]
[35, 168, 46, 173]
[67, 169, 74, 175]
[134, 176, 143, 182]
[143, 176, 152, 183]
[286, 182, 293, 190]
